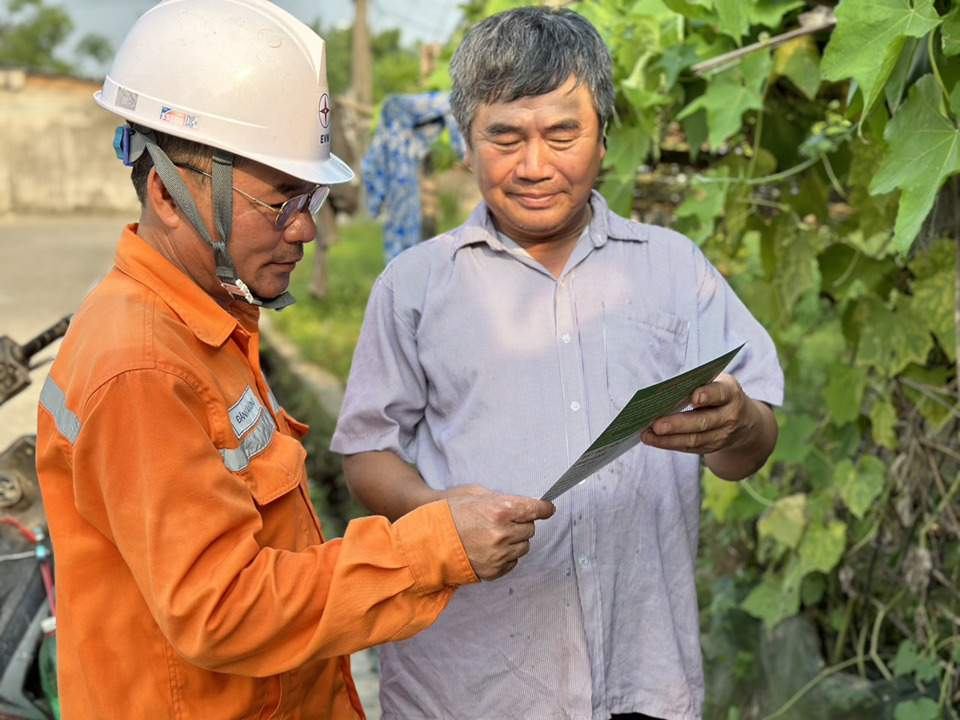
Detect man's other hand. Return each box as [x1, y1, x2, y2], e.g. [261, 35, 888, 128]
[447, 492, 555, 580]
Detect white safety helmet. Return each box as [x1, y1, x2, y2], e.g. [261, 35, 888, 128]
[94, 0, 353, 309]
[94, 0, 353, 185]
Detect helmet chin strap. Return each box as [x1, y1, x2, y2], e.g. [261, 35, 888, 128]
[123, 124, 295, 310]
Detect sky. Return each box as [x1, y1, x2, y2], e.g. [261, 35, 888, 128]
[24, 0, 466, 77]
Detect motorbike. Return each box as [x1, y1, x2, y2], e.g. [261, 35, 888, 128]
[0, 316, 70, 720]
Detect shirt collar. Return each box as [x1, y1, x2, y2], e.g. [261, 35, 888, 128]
[114, 224, 256, 348]
[450, 189, 649, 259]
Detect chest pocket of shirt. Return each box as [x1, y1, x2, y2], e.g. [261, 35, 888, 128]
[603, 304, 689, 412]
[222, 389, 306, 505]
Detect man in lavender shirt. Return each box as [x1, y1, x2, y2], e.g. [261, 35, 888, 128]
[331, 6, 783, 719]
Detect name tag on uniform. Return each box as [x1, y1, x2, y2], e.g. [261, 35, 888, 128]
[229, 386, 263, 438]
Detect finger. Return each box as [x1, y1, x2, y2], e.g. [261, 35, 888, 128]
[505, 497, 555, 523]
[651, 407, 723, 436]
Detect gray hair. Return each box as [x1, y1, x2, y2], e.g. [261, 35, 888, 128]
[449, 6, 614, 141]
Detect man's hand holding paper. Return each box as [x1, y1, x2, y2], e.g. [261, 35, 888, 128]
[641, 372, 779, 481]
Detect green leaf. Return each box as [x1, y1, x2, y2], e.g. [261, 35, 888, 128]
[714, 0, 750, 45]
[677, 55, 768, 149]
[750, 0, 806, 28]
[892, 639, 922, 676]
[822, 0, 942, 117]
[894, 698, 941, 720]
[771, 413, 819, 464]
[853, 300, 932, 376]
[797, 520, 847, 575]
[702, 467, 741, 521]
[870, 75, 960, 254]
[741, 572, 801, 630]
[661, 0, 712, 22]
[772, 36, 822, 100]
[943, 4, 960, 57]
[869, 396, 899, 450]
[847, 137, 900, 241]
[777, 228, 822, 319]
[901, 364, 955, 430]
[823, 363, 867, 426]
[905, 238, 957, 360]
[836, 455, 887, 520]
[675, 170, 730, 244]
[758, 493, 808, 549]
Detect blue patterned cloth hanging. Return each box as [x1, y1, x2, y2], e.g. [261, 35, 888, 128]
[362, 92, 466, 262]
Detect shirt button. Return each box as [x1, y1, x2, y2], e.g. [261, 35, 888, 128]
[570, 402, 581, 411]
[562, 334, 571, 344]
[578, 556, 589, 566]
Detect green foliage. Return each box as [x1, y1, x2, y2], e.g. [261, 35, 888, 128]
[0, 0, 112, 75]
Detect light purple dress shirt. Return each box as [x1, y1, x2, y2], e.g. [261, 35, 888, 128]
[332, 191, 784, 720]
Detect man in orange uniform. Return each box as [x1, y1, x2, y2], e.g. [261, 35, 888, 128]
[35, 1, 554, 718]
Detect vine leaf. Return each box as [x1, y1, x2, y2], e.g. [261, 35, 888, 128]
[822, 0, 941, 117]
[835, 456, 886, 520]
[905, 238, 957, 360]
[853, 301, 931, 375]
[870, 75, 960, 253]
[893, 698, 942, 720]
[740, 570, 801, 630]
[869, 397, 898, 449]
[677, 51, 769, 149]
[714, 0, 750, 45]
[797, 520, 846, 576]
[772, 35, 822, 100]
[823, 363, 867, 426]
[943, 4, 960, 56]
[758, 493, 807, 549]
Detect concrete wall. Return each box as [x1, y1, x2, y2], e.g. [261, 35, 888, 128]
[0, 70, 139, 217]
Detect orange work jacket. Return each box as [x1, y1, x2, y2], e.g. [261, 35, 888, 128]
[36, 226, 477, 719]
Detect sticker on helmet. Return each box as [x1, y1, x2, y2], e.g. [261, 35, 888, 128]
[160, 107, 200, 130]
[116, 87, 138, 111]
[318, 93, 331, 129]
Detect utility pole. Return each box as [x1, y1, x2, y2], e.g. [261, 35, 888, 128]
[351, 0, 373, 110]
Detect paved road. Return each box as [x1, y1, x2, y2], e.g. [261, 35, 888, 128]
[0, 214, 381, 718]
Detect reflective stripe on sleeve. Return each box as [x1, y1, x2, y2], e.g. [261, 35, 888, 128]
[220, 411, 276, 472]
[39, 375, 81, 444]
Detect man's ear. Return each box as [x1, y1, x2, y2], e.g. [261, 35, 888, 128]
[463, 144, 473, 171]
[146, 167, 181, 228]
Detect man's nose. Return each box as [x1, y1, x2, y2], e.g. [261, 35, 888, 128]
[515, 139, 554, 181]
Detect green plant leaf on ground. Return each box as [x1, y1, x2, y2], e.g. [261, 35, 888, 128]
[771, 413, 819, 464]
[702, 468, 742, 522]
[852, 300, 933, 375]
[836, 455, 887, 520]
[741, 566, 801, 629]
[869, 396, 899, 449]
[870, 74, 960, 254]
[822, 363, 867, 426]
[758, 493, 808, 549]
[822, 0, 942, 117]
[894, 697, 942, 720]
[905, 237, 957, 359]
[797, 520, 846, 577]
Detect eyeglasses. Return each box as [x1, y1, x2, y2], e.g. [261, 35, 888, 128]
[177, 164, 330, 230]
